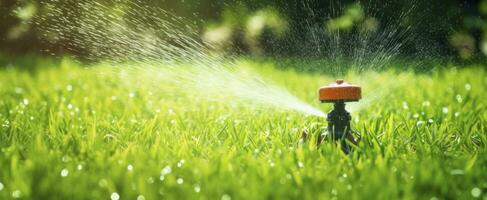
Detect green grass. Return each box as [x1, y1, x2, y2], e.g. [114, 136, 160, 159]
[0, 58, 486, 200]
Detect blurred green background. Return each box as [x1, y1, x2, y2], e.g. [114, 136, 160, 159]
[1, 0, 487, 60]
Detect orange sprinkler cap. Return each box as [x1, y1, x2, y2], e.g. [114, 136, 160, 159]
[319, 79, 361, 102]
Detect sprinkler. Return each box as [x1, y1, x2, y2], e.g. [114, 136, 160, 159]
[318, 79, 361, 154]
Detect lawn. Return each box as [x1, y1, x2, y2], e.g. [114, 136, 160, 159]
[0, 58, 486, 199]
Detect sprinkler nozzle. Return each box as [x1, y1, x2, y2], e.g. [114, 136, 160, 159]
[318, 79, 361, 154]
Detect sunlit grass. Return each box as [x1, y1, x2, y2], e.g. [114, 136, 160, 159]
[0, 58, 486, 199]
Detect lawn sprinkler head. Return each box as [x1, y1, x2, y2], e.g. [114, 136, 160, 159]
[318, 79, 361, 154]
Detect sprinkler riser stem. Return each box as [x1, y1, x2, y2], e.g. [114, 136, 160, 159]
[326, 102, 353, 153]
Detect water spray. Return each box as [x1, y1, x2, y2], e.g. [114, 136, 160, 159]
[318, 79, 361, 154]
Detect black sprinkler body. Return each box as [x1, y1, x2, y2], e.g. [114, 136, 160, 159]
[318, 101, 357, 153]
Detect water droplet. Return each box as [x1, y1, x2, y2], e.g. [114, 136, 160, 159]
[177, 178, 184, 184]
[159, 175, 165, 181]
[285, 173, 292, 179]
[111, 192, 120, 200]
[127, 164, 134, 171]
[98, 179, 108, 187]
[77, 164, 83, 170]
[456, 94, 463, 103]
[22, 99, 29, 105]
[61, 169, 69, 177]
[66, 84, 73, 91]
[428, 119, 434, 123]
[0, 181, 4, 191]
[442, 107, 448, 114]
[12, 190, 21, 198]
[221, 194, 231, 200]
[254, 149, 260, 154]
[471, 187, 481, 197]
[177, 159, 185, 167]
[402, 102, 409, 110]
[465, 84, 471, 91]
[416, 121, 424, 127]
[194, 184, 201, 193]
[137, 195, 146, 200]
[161, 166, 172, 175]
[298, 161, 304, 168]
